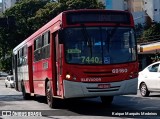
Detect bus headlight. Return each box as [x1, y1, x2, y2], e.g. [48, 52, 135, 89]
[66, 74, 71, 79]
[65, 73, 76, 80]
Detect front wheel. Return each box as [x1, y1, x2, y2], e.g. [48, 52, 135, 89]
[46, 81, 60, 108]
[140, 83, 150, 97]
[100, 96, 114, 106]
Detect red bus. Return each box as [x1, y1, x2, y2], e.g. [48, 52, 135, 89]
[12, 9, 138, 108]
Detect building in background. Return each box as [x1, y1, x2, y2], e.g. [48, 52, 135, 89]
[0, 2, 2, 14]
[143, 0, 160, 23]
[126, 0, 143, 12]
[126, 0, 146, 25]
[103, 0, 125, 10]
[2, 0, 19, 13]
[99, 0, 147, 25]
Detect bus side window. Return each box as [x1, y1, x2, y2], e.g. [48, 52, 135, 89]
[23, 45, 27, 65]
[18, 49, 23, 66]
[34, 36, 42, 62]
[42, 31, 50, 59]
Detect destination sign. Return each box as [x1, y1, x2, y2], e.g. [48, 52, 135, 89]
[66, 11, 130, 25]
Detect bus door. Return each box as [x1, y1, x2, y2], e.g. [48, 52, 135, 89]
[54, 34, 63, 96]
[28, 46, 34, 93]
[13, 54, 18, 91]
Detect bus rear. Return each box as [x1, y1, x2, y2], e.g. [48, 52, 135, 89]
[58, 10, 138, 103]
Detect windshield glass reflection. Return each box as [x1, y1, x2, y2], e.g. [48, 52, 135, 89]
[63, 27, 136, 64]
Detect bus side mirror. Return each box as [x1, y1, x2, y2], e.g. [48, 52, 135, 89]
[58, 30, 64, 44]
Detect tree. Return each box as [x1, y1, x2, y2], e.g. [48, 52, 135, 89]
[138, 23, 160, 43]
[0, 0, 50, 71]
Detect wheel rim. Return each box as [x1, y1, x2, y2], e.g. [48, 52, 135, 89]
[140, 84, 147, 96]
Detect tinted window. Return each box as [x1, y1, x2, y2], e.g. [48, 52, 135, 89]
[17, 45, 27, 66]
[34, 36, 42, 62]
[148, 63, 159, 72]
[63, 27, 136, 64]
[42, 31, 50, 59]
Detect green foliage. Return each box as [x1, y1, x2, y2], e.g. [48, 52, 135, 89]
[139, 23, 160, 42]
[0, 0, 104, 71]
[28, 2, 60, 31]
[151, 52, 160, 63]
[29, 0, 104, 30]
[66, 0, 104, 9]
[4, 0, 49, 43]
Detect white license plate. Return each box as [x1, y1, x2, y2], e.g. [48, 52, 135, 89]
[98, 84, 110, 89]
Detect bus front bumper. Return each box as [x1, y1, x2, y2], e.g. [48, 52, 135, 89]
[63, 78, 138, 98]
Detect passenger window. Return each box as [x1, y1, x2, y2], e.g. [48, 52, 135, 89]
[42, 31, 50, 59]
[34, 36, 42, 62]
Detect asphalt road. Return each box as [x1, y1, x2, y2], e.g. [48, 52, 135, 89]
[0, 79, 160, 119]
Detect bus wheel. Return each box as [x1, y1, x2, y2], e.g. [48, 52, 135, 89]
[100, 96, 114, 106]
[21, 82, 31, 100]
[46, 81, 59, 108]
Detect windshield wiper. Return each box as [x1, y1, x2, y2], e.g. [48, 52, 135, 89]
[81, 24, 93, 57]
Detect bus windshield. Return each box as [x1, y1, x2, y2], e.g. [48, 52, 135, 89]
[63, 27, 136, 64]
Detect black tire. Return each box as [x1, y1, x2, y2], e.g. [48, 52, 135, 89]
[140, 83, 150, 97]
[21, 82, 31, 100]
[5, 84, 7, 88]
[46, 81, 60, 108]
[100, 96, 114, 106]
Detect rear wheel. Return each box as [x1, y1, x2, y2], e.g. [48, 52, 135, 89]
[100, 96, 114, 106]
[46, 81, 60, 108]
[21, 82, 31, 100]
[140, 83, 150, 97]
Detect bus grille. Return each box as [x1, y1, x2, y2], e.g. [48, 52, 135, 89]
[86, 86, 120, 92]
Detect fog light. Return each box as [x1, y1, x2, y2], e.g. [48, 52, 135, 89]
[66, 74, 71, 79]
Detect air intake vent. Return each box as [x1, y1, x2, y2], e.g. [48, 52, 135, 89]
[87, 86, 120, 92]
